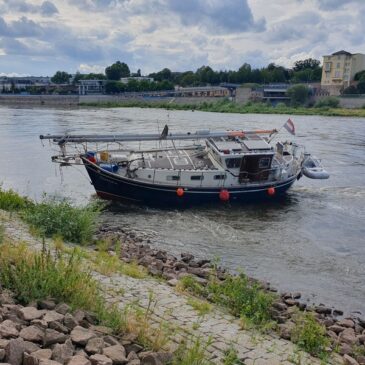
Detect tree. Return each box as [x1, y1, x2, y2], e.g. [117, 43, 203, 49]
[354, 70, 365, 81]
[287, 85, 310, 106]
[357, 79, 365, 94]
[51, 71, 70, 84]
[105, 61, 130, 80]
[293, 58, 321, 72]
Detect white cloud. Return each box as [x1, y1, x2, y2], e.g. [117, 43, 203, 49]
[0, 0, 364, 75]
[78, 64, 106, 74]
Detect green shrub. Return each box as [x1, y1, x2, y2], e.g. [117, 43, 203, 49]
[178, 275, 207, 297]
[275, 102, 287, 108]
[207, 274, 274, 326]
[0, 243, 98, 308]
[315, 96, 340, 108]
[291, 312, 330, 357]
[22, 197, 101, 244]
[0, 187, 30, 211]
[0, 242, 125, 333]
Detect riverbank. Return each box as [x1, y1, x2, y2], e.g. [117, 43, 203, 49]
[1, 189, 364, 364]
[1, 94, 365, 117]
[0, 209, 328, 365]
[79, 99, 365, 118]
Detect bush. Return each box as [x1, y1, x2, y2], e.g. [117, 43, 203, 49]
[0, 243, 98, 308]
[207, 274, 274, 326]
[291, 312, 330, 357]
[0, 242, 125, 332]
[315, 96, 340, 108]
[287, 85, 310, 106]
[0, 186, 31, 211]
[275, 102, 287, 108]
[22, 197, 101, 244]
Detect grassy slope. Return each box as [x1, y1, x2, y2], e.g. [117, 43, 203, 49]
[79, 100, 365, 118]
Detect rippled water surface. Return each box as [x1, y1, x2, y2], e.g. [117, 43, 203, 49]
[0, 106, 364, 314]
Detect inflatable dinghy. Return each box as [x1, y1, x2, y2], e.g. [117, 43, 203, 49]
[302, 156, 329, 179]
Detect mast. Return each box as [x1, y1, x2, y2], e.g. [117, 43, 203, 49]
[40, 129, 277, 144]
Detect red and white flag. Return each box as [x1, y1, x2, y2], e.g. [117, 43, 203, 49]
[283, 118, 295, 135]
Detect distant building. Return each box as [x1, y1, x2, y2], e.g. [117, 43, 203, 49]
[174, 86, 231, 97]
[79, 80, 106, 95]
[251, 84, 291, 104]
[0, 76, 51, 92]
[321, 50, 365, 95]
[120, 76, 154, 84]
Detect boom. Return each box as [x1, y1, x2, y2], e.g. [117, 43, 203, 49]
[39, 129, 277, 144]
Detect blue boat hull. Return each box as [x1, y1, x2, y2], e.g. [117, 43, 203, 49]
[83, 159, 299, 206]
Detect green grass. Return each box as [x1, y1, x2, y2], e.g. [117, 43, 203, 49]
[0, 242, 103, 312]
[0, 186, 31, 211]
[0, 224, 4, 244]
[172, 337, 213, 365]
[187, 297, 212, 316]
[80, 99, 365, 117]
[291, 312, 330, 359]
[207, 274, 275, 327]
[223, 348, 244, 365]
[22, 197, 101, 244]
[0, 187, 101, 245]
[179, 273, 275, 328]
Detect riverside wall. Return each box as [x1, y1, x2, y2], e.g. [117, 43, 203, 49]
[0, 94, 224, 107]
[0, 94, 80, 106]
[339, 96, 365, 109]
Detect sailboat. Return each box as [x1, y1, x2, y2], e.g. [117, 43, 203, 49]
[40, 120, 329, 206]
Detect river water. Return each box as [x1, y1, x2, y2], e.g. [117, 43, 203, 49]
[0, 106, 364, 314]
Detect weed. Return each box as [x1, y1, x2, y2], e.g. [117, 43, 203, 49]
[223, 347, 244, 365]
[0, 186, 30, 211]
[0, 224, 4, 244]
[187, 297, 212, 316]
[0, 242, 99, 309]
[119, 260, 147, 279]
[22, 196, 101, 244]
[172, 337, 213, 365]
[91, 250, 147, 279]
[93, 251, 123, 276]
[177, 275, 206, 297]
[121, 294, 172, 351]
[207, 274, 275, 326]
[291, 312, 330, 358]
[96, 237, 114, 252]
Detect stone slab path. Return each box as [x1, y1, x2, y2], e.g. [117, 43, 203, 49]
[1, 211, 339, 365]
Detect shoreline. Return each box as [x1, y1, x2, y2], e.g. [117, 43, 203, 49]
[95, 221, 365, 364]
[79, 100, 365, 118]
[0, 94, 365, 117]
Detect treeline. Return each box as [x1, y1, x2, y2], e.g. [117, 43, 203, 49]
[148, 59, 322, 86]
[50, 58, 322, 94]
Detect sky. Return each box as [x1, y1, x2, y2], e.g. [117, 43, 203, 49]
[0, 0, 364, 76]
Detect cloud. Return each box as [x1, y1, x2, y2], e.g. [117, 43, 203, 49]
[40, 1, 58, 15]
[0, 16, 45, 38]
[0, 0, 364, 75]
[0, 0, 58, 15]
[268, 11, 326, 44]
[168, 0, 266, 33]
[316, 0, 363, 10]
